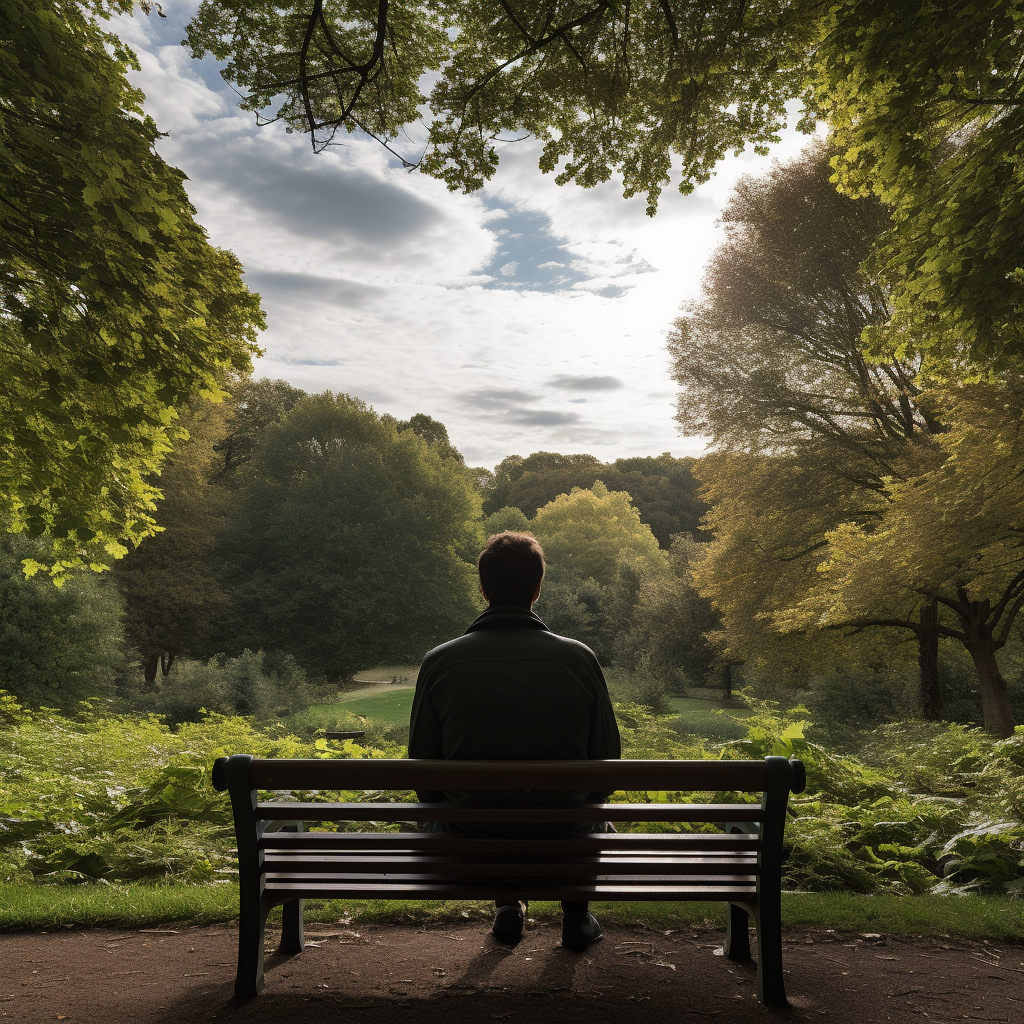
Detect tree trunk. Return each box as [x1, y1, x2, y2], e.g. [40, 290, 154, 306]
[961, 603, 1015, 738]
[160, 653, 175, 677]
[723, 663, 733, 701]
[918, 598, 942, 721]
[143, 653, 159, 686]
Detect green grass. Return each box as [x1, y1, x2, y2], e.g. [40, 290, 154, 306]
[665, 697, 754, 719]
[2, 884, 1021, 943]
[351, 664, 419, 686]
[335, 688, 414, 726]
[0, 883, 241, 931]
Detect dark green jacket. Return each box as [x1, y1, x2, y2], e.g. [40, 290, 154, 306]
[408, 605, 621, 807]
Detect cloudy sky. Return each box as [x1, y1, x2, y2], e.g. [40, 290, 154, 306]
[116, 5, 815, 469]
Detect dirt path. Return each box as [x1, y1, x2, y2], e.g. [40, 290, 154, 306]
[2, 920, 1021, 1023]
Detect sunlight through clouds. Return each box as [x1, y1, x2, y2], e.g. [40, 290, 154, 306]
[113, 3, 818, 467]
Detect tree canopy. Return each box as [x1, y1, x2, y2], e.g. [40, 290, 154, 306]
[672, 144, 949, 713]
[113, 398, 235, 685]
[1, 0, 263, 576]
[782, 380, 1024, 737]
[186, 0, 816, 211]
[483, 450, 703, 546]
[222, 392, 482, 679]
[186, 0, 1024, 369]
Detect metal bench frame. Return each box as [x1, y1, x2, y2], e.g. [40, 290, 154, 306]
[213, 755, 805, 1004]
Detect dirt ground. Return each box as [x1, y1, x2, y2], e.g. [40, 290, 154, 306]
[1, 919, 1021, 1024]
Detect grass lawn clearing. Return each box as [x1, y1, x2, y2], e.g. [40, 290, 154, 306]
[2, 884, 1022, 944]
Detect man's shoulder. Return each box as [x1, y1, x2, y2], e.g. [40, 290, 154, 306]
[421, 627, 600, 669]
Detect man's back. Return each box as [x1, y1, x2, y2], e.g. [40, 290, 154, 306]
[408, 605, 619, 764]
[408, 531, 617, 948]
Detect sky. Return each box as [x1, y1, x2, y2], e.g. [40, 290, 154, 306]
[115, 4, 817, 470]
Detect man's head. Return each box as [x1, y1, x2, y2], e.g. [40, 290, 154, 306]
[478, 531, 545, 608]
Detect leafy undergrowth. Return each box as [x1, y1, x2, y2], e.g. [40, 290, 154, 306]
[1, 691, 1022, 900]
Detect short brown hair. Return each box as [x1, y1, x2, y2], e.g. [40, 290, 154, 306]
[478, 531, 545, 607]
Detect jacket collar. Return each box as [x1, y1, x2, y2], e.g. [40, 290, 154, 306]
[464, 605, 550, 633]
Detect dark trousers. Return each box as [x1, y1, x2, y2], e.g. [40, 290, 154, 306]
[497, 898, 589, 917]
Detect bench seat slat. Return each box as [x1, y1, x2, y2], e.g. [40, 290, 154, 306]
[262, 854, 759, 876]
[258, 831, 761, 852]
[261, 879, 759, 901]
[255, 802, 764, 823]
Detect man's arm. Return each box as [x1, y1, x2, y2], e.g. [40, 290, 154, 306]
[586, 655, 621, 802]
[408, 657, 444, 802]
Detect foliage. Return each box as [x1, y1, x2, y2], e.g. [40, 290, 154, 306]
[533, 481, 663, 587]
[616, 534, 719, 692]
[0, 0, 264, 575]
[2, 693, 1023, 896]
[784, 379, 1024, 736]
[211, 376, 305, 485]
[483, 506, 531, 536]
[0, 693, 400, 884]
[222, 392, 483, 680]
[482, 451, 704, 547]
[809, 0, 1024, 370]
[125, 650, 321, 726]
[186, 1, 818, 213]
[394, 413, 465, 464]
[0, 536, 128, 710]
[668, 141, 935, 465]
[531, 481, 665, 658]
[112, 398, 235, 683]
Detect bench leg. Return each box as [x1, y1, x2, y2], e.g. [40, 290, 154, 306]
[753, 895, 787, 1005]
[235, 896, 272, 999]
[724, 902, 751, 961]
[279, 899, 305, 955]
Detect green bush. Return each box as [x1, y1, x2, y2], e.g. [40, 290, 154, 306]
[1, 688, 1022, 899]
[0, 692, 400, 885]
[0, 537, 128, 710]
[127, 650, 320, 725]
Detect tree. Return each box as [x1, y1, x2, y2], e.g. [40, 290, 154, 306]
[483, 450, 704, 547]
[112, 399, 235, 685]
[394, 413, 465, 464]
[482, 452, 604, 516]
[810, 0, 1024, 369]
[483, 506, 531, 536]
[222, 392, 483, 679]
[187, 2, 1024, 369]
[1, 1, 263, 575]
[782, 380, 1024, 737]
[533, 481, 663, 588]
[669, 143, 946, 716]
[212, 376, 305, 484]
[532, 481, 664, 657]
[602, 455, 705, 546]
[617, 534, 721, 694]
[0, 536, 127, 709]
[186, 1, 817, 212]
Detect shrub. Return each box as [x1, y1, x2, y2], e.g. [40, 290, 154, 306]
[127, 650, 320, 725]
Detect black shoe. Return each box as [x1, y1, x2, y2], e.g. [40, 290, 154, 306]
[491, 901, 526, 943]
[561, 912, 602, 950]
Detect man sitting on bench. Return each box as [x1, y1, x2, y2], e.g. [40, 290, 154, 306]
[408, 530, 621, 948]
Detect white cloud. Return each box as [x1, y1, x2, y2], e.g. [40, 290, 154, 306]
[115, 5, 816, 468]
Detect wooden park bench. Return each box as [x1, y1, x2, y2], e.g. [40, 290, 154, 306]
[212, 754, 806, 1004]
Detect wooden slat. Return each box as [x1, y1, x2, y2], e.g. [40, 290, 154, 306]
[255, 802, 764, 823]
[258, 831, 761, 853]
[261, 854, 759, 877]
[248, 758, 769, 792]
[261, 879, 758, 901]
